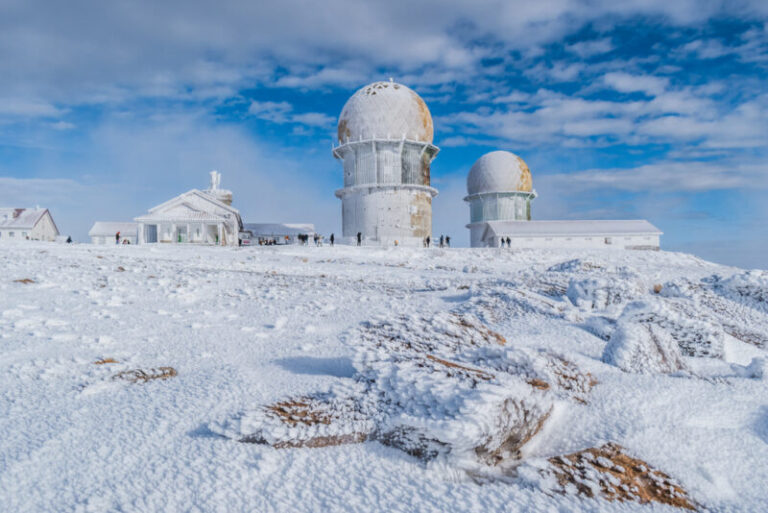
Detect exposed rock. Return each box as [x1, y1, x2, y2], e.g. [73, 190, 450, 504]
[112, 366, 177, 383]
[211, 392, 374, 449]
[541, 443, 696, 510]
[93, 358, 119, 365]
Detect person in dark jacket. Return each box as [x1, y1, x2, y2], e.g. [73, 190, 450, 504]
[426, 235, 431, 247]
[330, 233, 334, 246]
[357, 232, 362, 246]
[115, 232, 120, 245]
[445, 236, 450, 247]
[506, 236, 511, 247]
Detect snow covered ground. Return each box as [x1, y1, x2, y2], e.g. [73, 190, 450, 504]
[1, 241, 766, 512]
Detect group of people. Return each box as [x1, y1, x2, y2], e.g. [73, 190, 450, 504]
[499, 237, 513, 247]
[115, 231, 131, 244]
[423, 235, 451, 248]
[297, 233, 335, 246]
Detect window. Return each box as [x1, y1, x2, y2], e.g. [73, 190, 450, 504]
[9, 232, 14, 237]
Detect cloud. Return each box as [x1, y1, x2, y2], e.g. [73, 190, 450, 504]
[602, 72, 669, 96]
[566, 37, 614, 58]
[247, 100, 293, 123]
[2, 0, 766, 112]
[0, 99, 65, 118]
[247, 100, 334, 128]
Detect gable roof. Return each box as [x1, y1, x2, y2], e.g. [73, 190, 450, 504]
[135, 189, 242, 227]
[0, 208, 50, 229]
[485, 219, 662, 238]
[146, 189, 239, 216]
[89, 222, 138, 237]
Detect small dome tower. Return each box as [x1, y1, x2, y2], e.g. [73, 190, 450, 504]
[465, 151, 537, 247]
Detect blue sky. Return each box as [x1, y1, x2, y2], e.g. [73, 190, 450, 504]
[1, 0, 766, 267]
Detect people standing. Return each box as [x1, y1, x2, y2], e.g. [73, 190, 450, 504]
[426, 235, 431, 248]
[445, 236, 450, 247]
[357, 232, 362, 246]
[330, 233, 335, 246]
[439, 235, 444, 248]
[506, 236, 511, 247]
[115, 231, 120, 245]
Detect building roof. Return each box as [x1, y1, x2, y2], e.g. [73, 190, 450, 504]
[88, 222, 138, 237]
[337, 81, 433, 144]
[0, 208, 50, 229]
[242, 223, 315, 236]
[135, 189, 242, 228]
[483, 219, 663, 237]
[466, 151, 533, 196]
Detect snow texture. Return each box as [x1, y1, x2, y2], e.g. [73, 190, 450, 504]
[1, 242, 767, 512]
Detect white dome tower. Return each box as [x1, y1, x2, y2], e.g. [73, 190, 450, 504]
[465, 151, 537, 247]
[333, 80, 439, 246]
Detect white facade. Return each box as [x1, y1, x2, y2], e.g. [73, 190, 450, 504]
[88, 222, 139, 245]
[472, 220, 662, 249]
[333, 81, 439, 246]
[0, 208, 59, 242]
[135, 174, 242, 246]
[466, 151, 662, 249]
[241, 223, 315, 245]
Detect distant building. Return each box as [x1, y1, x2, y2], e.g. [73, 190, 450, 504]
[465, 151, 662, 249]
[333, 80, 439, 246]
[135, 171, 242, 246]
[88, 222, 139, 245]
[241, 223, 315, 245]
[0, 208, 59, 242]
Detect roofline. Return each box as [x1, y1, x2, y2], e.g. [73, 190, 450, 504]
[464, 190, 537, 202]
[332, 138, 439, 159]
[468, 219, 663, 236]
[146, 189, 240, 216]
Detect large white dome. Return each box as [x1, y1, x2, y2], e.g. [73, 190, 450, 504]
[337, 81, 433, 143]
[467, 151, 533, 196]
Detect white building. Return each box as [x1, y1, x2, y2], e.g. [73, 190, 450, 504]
[465, 151, 662, 249]
[241, 223, 315, 245]
[88, 222, 139, 245]
[0, 208, 59, 242]
[135, 172, 242, 246]
[332, 80, 439, 246]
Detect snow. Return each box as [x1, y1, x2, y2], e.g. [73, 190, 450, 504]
[1, 241, 767, 512]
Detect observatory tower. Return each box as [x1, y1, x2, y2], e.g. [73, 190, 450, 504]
[465, 151, 537, 247]
[333, 80, 439, 246]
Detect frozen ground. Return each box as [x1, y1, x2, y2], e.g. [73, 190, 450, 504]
[0, 241, 766, 512]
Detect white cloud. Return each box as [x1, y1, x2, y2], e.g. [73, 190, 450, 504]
[0, 99, 65, 118]
[566, 37, 614, 58]
[247, 100, 334, 128]
[602, 72, 669, 96]
[247, 100, 292, 123]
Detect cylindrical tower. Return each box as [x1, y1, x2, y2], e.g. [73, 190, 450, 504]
[465, 151, 537, 247]
[333, 81, 439, 246]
